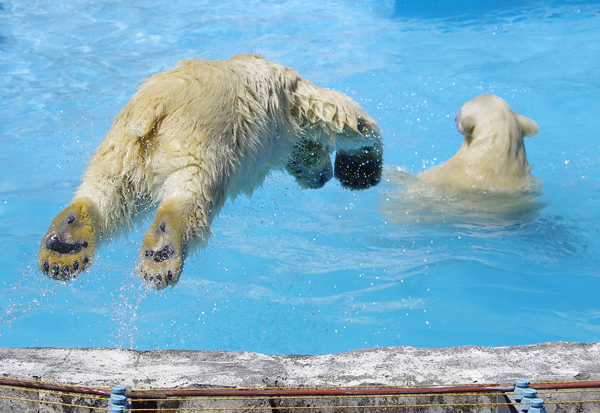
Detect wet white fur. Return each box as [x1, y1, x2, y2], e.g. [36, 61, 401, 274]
[381, 94, 542, 226]
[418, 94, 539, 191]
[75, 54, 381, 247]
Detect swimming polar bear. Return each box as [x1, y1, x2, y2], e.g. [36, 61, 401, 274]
[381, 94, 542, 225]
[38, 54, 382, 289]
[418, 94, 539, 191]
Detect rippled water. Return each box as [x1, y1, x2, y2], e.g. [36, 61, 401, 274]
[1, 0, 599, 354]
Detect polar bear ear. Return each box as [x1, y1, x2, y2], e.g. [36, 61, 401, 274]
[456, 114, 476, 136]
[516, 114, 539, 137]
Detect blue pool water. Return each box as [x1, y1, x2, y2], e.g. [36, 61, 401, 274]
[1, 0, 599, 355]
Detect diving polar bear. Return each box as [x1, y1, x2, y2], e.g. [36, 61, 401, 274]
[38, 54, 382, 289]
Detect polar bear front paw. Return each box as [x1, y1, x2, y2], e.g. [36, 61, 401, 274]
[285, 139, 333, 189]
[334, 145, 383, 190]
[137, 214, 184, 289]
[38, 198, 98, 280]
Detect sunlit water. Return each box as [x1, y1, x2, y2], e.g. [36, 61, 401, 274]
[1, 0, 599, 354]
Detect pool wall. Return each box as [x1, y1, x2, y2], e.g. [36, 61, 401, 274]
[1, 341, 599, 412]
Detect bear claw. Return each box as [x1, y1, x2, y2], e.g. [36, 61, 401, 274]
[137, 251, 180, 289]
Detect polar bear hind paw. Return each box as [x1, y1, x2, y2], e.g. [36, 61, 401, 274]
[137, 241, 181, 289]
[136, 206, 185, 289]
[38, 198, 98, 280]
[136, 245, 182, 289]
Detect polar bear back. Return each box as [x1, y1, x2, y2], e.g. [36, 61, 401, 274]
[84, 55, 305, 206]
[418, 94, 539, 191]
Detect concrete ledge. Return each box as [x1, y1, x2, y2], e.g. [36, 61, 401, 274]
[1, 341, 600, 412]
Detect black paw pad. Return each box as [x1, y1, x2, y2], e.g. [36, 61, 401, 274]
[45, 233, 87, 255]
[312, 166, 333, 189]
[334, 146, 383, 190]
[145, 245, 176, 262]
[285, 139, 333, 189]
[289, 162, 333, 189]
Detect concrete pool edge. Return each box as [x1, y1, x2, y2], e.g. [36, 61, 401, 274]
[1, 341, 599, 389]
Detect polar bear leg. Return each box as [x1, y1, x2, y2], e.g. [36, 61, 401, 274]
[136, 166, 215, 289]
[38, 197, 99, 279]
[136, 198, 187, 289]
[292, 79, 383, 191]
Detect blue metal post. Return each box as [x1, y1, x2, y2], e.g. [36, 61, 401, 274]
[109, 386, 129, 412]
[514, 379, 530, 402]
[527, 398, 547, 413]
[520, 388, 538, 411]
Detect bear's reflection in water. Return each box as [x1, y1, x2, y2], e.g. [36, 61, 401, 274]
[381, 167, 546, 226]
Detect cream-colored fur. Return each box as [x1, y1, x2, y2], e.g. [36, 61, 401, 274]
[381, 167, 545, 226]
[381, 94, 542, 226]
[38, 54, 382, 289]
[418, 94, 539, 191]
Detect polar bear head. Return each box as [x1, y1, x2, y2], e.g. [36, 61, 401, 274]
[419, 94, 539, 191]
[455, 94, 538, 147]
